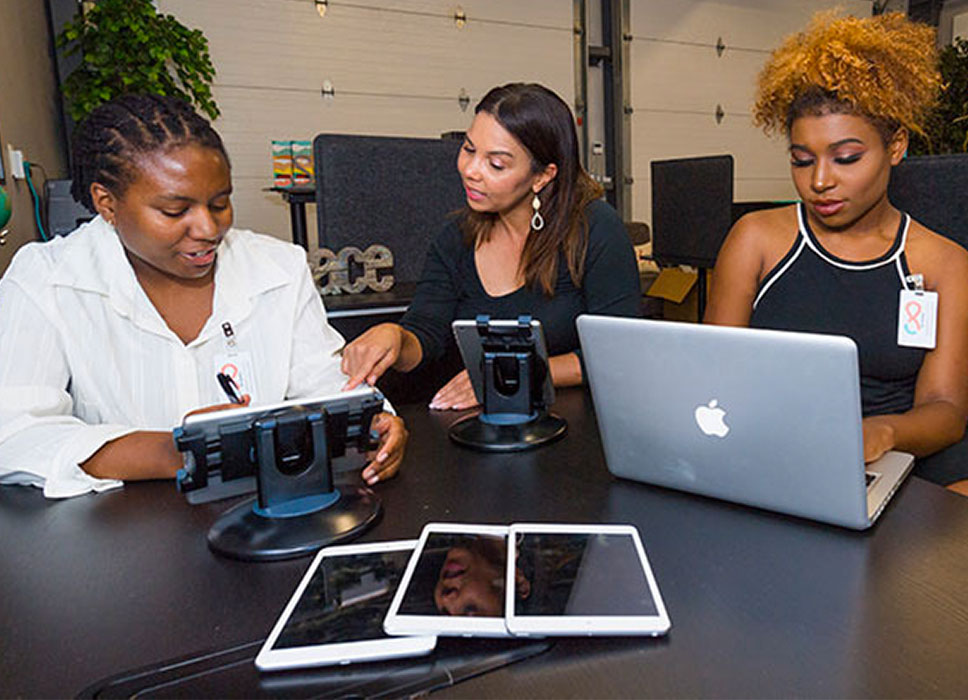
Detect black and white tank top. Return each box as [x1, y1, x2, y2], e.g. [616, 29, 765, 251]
[750, 203, 926, 417]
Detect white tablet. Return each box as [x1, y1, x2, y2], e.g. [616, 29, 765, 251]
[452, 318, 555, 408]
[383, 523, 514, 638]
[505, 523, 671, 637]
[180, 385, 382, 437]
[255, 540, 436, 671]
[176, 385, 383, 502]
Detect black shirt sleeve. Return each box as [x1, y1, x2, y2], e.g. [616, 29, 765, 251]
[399, 220, 464, 364]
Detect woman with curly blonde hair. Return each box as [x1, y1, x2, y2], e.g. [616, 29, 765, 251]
[705, 12, 968, 493]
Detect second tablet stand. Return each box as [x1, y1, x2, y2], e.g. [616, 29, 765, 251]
[175, 394, 384, 561]
[449, 316, 567, 452]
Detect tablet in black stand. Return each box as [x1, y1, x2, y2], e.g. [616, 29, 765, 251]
[449, 316, 567, 452]
[175, 397, 383, 562]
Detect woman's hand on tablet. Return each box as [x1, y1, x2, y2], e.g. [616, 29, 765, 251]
[341, 323, 403, 388]
[362, 412, 408, 485]
[342, 323, 424, 389]
[428, 370, 480, 411]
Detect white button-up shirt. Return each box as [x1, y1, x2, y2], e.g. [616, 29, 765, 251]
[0, 216, 347, 498]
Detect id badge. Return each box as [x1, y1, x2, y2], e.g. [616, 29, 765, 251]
[897, 289, 938, 349]
[213, 351, 257, 399]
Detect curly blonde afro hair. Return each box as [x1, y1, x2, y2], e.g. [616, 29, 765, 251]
[753, 11, 941, 140]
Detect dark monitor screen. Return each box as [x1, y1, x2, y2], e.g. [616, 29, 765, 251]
[651, 154, 734, 268]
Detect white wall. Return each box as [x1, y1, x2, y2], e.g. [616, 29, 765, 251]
[0, 0, 69, 274]
[954, 10, 968, 40]
[628, 0, 873, 225]
[158, 0, 574, 255]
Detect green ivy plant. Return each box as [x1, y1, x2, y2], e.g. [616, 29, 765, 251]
[910, 37, 968, 155]
[56, 0, 219, 123]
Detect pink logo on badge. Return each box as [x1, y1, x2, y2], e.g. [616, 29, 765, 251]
[903, 300, 923, 335]
[220, 363, 240, 382]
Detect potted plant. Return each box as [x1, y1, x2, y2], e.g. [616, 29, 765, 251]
[910, 36, 968, 155]
[56, 0, 219, 123]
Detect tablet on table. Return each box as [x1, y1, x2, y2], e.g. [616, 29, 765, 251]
[506, 523, 671, 637]
[383, 523, 514, 638]
[256, 539, 436, 671]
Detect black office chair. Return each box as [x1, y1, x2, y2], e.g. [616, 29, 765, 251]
[313, 134, 466, 286]
[888, 153, 968, 251]
[650, 155, 735, 321]
[888, 153, 968, 485]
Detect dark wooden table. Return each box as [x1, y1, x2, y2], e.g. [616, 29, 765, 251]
[3, 388, 968, 698]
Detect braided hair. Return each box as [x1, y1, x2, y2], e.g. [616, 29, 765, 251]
[71, 94, 229, 210]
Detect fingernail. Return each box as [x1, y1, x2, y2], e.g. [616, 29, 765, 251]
[378, 452, 388, 462]
[366, 475, 378, 485]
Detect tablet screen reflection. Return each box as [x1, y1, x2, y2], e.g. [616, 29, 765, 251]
[273, 549, 410, 648]
[398, 533, 531, 617]
[515, 533, 658, 616]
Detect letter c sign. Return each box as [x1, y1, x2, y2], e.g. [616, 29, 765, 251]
[314, 245, 394, 295]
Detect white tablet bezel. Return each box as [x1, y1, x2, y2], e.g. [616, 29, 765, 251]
[255, 540, 436, 671]
[383, 523, 512, 638]
[181, 385, 381, 436]
[505, 523, 671, 637]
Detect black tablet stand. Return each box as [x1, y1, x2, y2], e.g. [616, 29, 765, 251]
[174, 397, 384, 562]
[449, 316, 567, 452]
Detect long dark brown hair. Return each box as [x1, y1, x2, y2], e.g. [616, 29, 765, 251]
[461, 83, 603, 296]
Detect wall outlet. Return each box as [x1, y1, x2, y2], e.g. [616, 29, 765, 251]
[6, 145, 25, 180]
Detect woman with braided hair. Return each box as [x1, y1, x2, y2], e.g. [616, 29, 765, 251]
[0, 94, 406, 497]
[705, 12, 968, 492]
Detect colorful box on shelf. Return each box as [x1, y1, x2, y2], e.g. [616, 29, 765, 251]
[292, 140, 313, 186]
[272, 140, 293, 188]
[272, 140, 315, 189]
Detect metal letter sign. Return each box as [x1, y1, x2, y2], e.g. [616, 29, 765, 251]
[314, 245, 394, 295]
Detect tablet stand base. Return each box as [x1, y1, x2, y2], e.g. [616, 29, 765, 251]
[448, 411, 567, 452]
[207, 485, 381, 562]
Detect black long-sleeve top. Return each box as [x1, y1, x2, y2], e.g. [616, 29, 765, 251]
[400, 199, 641, 370]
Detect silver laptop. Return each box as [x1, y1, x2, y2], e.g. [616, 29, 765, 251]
[577, 315, 914, 529]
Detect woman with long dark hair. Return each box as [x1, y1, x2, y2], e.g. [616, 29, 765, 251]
[342, 83, 641, 409]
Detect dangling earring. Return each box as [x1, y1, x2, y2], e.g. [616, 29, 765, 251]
[530, 193, 545, 231]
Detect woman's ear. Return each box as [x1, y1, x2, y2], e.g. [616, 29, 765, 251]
[533, 163, 559, 194]
[89, 182, 118, 226]
[888, 128, 909, 166]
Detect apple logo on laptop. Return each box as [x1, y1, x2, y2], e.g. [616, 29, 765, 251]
[695, 399, 729, 438]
